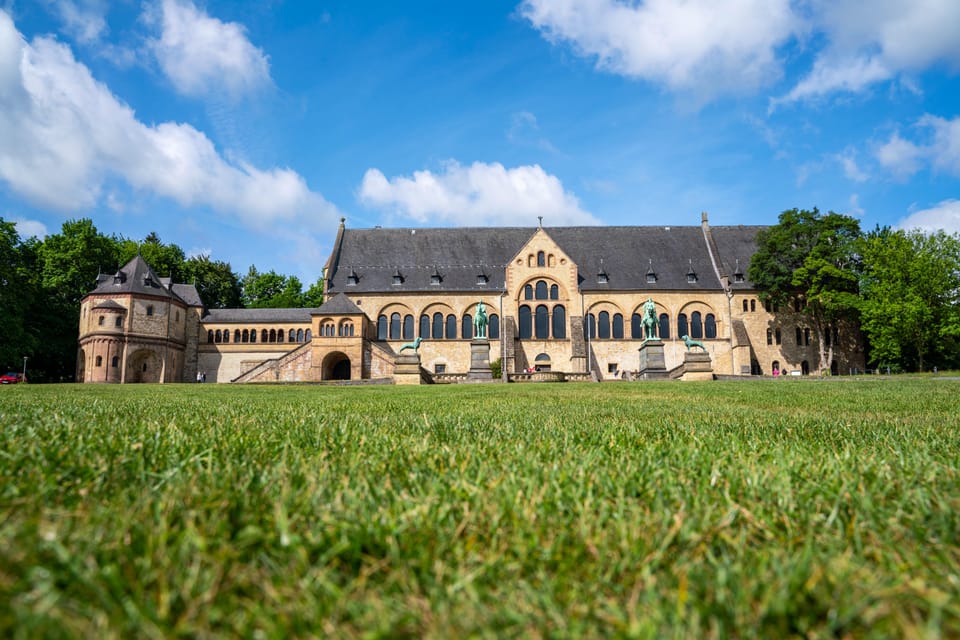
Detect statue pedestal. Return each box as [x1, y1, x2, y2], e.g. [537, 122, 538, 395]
[681, 351, 714, 381]
[638, 340, 669, 379]
[467, 339, 494, 382]
[395, 353, 424, 385]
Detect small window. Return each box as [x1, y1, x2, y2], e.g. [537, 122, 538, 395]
[550, 284, 559, 300]
[524, 284, 533, 300]
[146, 305, 154, 316]
[734, 273, 745, 283]
[607, 363, 618, 374]
[98, 316, 105, 326]
[766, 329, 773, 345]
[750, 300, 756, 312]
[250, 329, 256, 343]
[796, 327, 802, 346]
[537, 251, 545, 267]
[435, 363, 446, 374]
[392, 269, 403, 285]
[111, 356, 119, 368]
[775, 329, 782, 345]
[95, 355, 103, 367]
[794, 298, 803, 312]
[208, 330, 215, 343]
[477, 273, 488, 285]
[598, 270, 609, 284]
[347, 269, 359, 286]
[742, 300, 749, 312]
[430, 271, 442, 285]
[765, 300, 772, 313]
[115, 316, 122, 327]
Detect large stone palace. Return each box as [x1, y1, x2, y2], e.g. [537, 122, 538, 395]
[77, 214, 865, 383]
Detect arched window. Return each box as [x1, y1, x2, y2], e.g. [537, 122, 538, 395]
[111, 356, 119, 368]
[377, 315, 387, 340]
[146, 305, 154, 316]
[705, 314, 716, 339]
[420, 315, 430, 338]
[552, 306, 566, 339]
[433, 313, 444, 339]
[261, 329, 268, 343]
[489, 314, 500, 339]
[612, 313, 624, 339]
[295, 328, 303, 342]
[742, 299, 748, 312]
[321, 323, 334, 337]
[250, 329, 257, 343]
[269, 329, 277, 342]
[659, 314, 670, 340]
[115, 316, 122, 327]
[390, 312, 401, 340]
[222, 330, 229, 344]
[677, 314, 688, 338]
[801, 360, 810, 375]
[519, 305, 532, 339]
[598, 311, 610, 339]
[537, 250, 545, 266]
[750, 299, 756, 312]
[305, 329, 312, 341]
[691, 312, 703, 339]
[535, 280, 548, 299]
[631, 313, 643, 339]
[766, 329, 773, 345]
[775, 328, 781, 345]
[339, 321, 354, 337]
[804, 328, 811, 346]
[287, 329, 295, 342]
[403, 315, 414, 340]
[98, 316, 104, 326]
[234, 329, 241, 343]
[95, 355, 102, 367]
[550, 284, 559, 300]
[445, 314, 457, 339]
[242, 329, 249, 343]
[535, 305, 549, 339]
[462, 314, 473, 339]
[795, 327, 803, 345]
[586, 313, 596, 339]
[524, 284, 533, 300]
[208, 330, 215, 343]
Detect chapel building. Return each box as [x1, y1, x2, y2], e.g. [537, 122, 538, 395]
[77, 214, 865, 383]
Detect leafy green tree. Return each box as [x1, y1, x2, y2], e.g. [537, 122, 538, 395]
[241, 266, 305, 308]
[859, 227, 960, 371]
[748, 208, 862, 374]
[0, 219, 41, 373]
[302, 274, 325, 308]
[117, 232, 187, 281]
[183, 255, 243, 309]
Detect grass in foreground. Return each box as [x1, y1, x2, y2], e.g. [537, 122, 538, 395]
[1, 379, 959, 638]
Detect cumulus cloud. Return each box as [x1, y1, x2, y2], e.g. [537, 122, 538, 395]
[519, 0, 798, 99]
[0, 10, 336, 228]
[48, 0, 108, 44]
[835, 148, 869, 182]
[147, 0, 271, 98]
[777, 0, 960, 105]
[359, 161, 597, 226]
[12, 217, 48, 239]
[896, 199, 960, 235]
[876, 115, 960, 179]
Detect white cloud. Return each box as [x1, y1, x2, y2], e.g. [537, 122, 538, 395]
[876, 115, 960, 179]
[896, 199, 960, 235]
[0, 11, 336, 229]
[359, 160, 597, 226]
[835, 148, 869, 182]
[147, 0, 271, 98]
[778, 0, 960, 104]
[846, 193, 864, 217]
[48, 0, 108, 44]
[520, 0, 799, 99]
[12, 217, 48, 239]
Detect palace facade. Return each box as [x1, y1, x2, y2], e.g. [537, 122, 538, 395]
[77, 214, 865, 384]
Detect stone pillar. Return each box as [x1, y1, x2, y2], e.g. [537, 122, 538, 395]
[681, 351, 714, 381]
[467, 339, 494, 382]
[638, 340, 669, 380]
[394, 353, 424, 385]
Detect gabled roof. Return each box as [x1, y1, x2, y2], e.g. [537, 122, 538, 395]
[87, 255, 203, 306]
[92, 299, 126, 311]
[326, 224, 762, 293]
[316, 293, 363, 315]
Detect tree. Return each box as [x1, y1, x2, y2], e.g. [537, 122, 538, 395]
[859, 227, 960, 372]
[0, 219, 40, 373]
[183, 255, 243, 309]
[302, 273, 325, 308]
[117, 233, 186, 282]
[748, 208, 862, 374]
[241, 266, 305, 308]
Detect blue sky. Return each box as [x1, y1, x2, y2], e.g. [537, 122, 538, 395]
[2, 1, 959, 283]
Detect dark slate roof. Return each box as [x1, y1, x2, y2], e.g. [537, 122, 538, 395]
[708, 225, 766, 290]
[316, 293, 363, 315]
[92, 299, 126, 311]
[327, 225, 762, 293]
[202, 307, 320, 323]
[87, 255, 203, 306]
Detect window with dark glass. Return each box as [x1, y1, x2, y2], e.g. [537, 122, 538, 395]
[705, 314, 716, 339]
[489, 314, 500, 339]
[445, 314, 456, 339]
[462, 314, 473, 339]
[659, 313, 670, 339]
[242, 329, 249, 343]
[775, 328, 781, 345]
[612, 313, 624, 339]
[598, 311, 610, 339]
[403, 315, 414, 340]
[250, 329, 256, 343]
[519, 305, 532, 339]
[98, 316, 104, 326]
[691, 311, 703, 339]
[535, 280, 548, 300]
[750, 300, 756, 312]
[146, 305, 154, 316]
[796, 327, 803, 345]
[96, 355, 102, 366]
[420, 315, 430, 337]
[550, 284, 559, 300]
[537, 251, 545, 267]
[390, 313, 401, 340]
[208, 330, 215, 343]
[552, 306, 566, 339]
[377, 315, 387, 340]
[767, 329, 773, 345]
[262, 329, 268, 342]
[111, 356, 119, 368]
[535, 305, 549, 339]
[742, 299, 749, 312]
[223, 331, 229, 343]
[524, 284, 533, 300]
[287, 329, 294, 342]
[586, 313, 596, 339]
[804, 328, 811, 346]
[433, 313, 444, 339]
[115, 316, 122, 327]
[677, 314, 688, 338]
[631, 313, 643, 339]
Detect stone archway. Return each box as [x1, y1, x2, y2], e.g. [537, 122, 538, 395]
[127, 349, 162, 383]
[322, 352, 351, 381]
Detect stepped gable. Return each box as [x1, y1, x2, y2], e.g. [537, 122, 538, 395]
[202, 307, 319, 323]
[327, 226, 532, 292]
[316, 293, 363, 315]
[707, 225, 766, 290]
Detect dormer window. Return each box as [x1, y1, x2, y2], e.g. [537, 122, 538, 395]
[113, 271, 124, 285]
[733, 259, 745, 283]
[476, 272, 489, 285]
[686, 261, 697, 283]
[646, 259, 657, 284]
[346, 268, 359, 286]
[143, 273, 153, 286]
[392, 269, 404, 285]
[597, 269, 609, 284]
[430, 267, 442, 285]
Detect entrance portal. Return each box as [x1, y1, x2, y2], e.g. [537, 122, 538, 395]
[322, 352, 351, 381]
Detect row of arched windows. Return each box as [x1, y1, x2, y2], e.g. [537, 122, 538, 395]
[524, 280, 561, 300]
[377, 312, 502, 341]
[207, 328, 312, 344]
[319, 320, 355, 337]
[518, 304, 566, 339]
[586, 311, 717, 340]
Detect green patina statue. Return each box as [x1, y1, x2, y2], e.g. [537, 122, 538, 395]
[642, 297, 658, 341]
[681, 334, 707, 352]
[398, 336, 423, 353]
[473, 300, 488, 339]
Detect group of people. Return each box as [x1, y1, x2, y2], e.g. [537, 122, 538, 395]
[195, 371, 207, 383]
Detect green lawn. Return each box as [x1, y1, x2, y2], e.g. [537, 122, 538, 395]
[1, 380, 959, 638]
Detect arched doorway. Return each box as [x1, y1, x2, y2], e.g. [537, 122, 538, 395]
[322, 352, 351, 380]
[128, 349, 162, 383]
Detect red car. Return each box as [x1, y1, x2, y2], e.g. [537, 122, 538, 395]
[0, 372, 26, 384]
